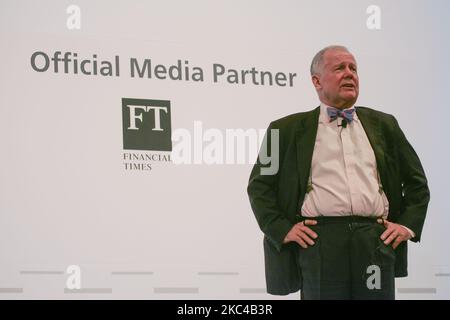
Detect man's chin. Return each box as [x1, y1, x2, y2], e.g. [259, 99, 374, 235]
[341, 92, 357, 99]
[343, 93, 358, 103]
[336, 96, 358, 109]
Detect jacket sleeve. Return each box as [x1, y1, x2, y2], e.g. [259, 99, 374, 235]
[391, 116, 430, 242]
[247, 122, 294, 252]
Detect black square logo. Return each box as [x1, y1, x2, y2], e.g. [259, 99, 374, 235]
[122, 98, 172, 151]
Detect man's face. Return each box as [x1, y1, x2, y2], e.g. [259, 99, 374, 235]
[312, 49, 359, 109]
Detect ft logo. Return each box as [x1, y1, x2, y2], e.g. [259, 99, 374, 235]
[122, 98, 172, 151]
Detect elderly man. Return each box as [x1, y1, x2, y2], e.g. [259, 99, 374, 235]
[247, 45, 430, 299]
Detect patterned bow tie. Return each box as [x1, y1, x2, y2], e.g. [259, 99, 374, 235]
[327, 107, 355, 123]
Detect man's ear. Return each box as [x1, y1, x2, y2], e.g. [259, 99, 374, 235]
[312, 75, 321, 90]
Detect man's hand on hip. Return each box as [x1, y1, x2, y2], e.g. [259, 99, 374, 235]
[377, 218, 412, 249]
[283, 219, 318, 248]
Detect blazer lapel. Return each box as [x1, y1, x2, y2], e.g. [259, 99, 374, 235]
[356, 107, 388, 190]
[296, 106, 320, 197]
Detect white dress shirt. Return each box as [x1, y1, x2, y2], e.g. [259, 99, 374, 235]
[301, 103, 389, 218]
[300, 103, 414, 237]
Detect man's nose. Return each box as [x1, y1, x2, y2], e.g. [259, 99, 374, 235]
[343, 68, 355, 79]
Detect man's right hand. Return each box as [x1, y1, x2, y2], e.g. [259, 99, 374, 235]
[283, 219, 318, 248]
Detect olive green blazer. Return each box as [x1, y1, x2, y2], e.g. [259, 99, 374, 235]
[247, 106, 430, 295]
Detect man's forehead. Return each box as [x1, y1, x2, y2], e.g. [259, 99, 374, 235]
[324, 50, 357, 65]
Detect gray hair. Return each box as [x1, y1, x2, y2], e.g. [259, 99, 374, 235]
[310, 45, 350, 75]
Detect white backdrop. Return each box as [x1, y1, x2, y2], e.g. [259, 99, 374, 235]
[1, 0, 449, 299]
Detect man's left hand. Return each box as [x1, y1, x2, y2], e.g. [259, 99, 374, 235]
[377, 219, 412, 249]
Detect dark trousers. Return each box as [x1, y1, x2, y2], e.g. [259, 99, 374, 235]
[297, 216, 396, 300]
